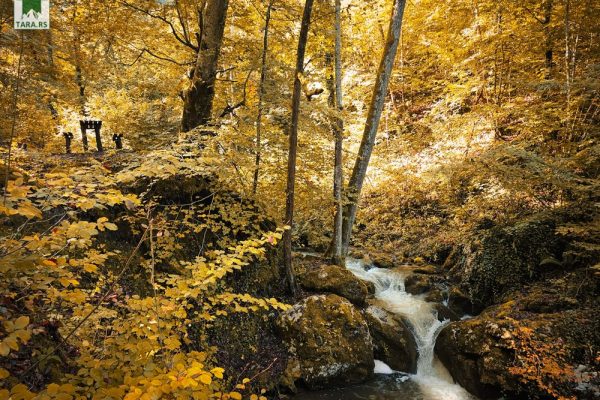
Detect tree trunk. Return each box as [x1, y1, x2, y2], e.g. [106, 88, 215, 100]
[253, 0, 273, 195]
[181, 0, 230, 133]
[72, 14, 88, 151]
[330, 0, 344, 266]
[564, 0, 572, 106]
[340, 0, 406, 256]
[45, 30, 61, 139]
[543, 0, 554, 79]
[283, 0, 315, 296]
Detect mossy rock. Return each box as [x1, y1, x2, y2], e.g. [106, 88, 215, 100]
[448, 217, 566, 306]
[432, 303, 460, 322]
[404, 273, 442, 296]
[447, 287, 485, 316]
[436, 273, 600, 400]
[364, 305, 417, 373]
[276, 294, 374, 390]
[298, 264, 371, 306]
[370, 252, 397, 269]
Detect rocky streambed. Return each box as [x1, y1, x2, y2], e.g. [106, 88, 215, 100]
[278, 256, 476, 399]
[276, 238, 599, 400]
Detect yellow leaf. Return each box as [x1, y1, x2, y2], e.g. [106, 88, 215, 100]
[199, 374, 212, 385]
[14, 316, 29, 330]
[14, 330, 31, 342]
[210, 367, 224, 379]
[59, 384, 75, 394]
[0, 343, 9, 356]
[4, 336, 18, 351]
[10, 384, 30, 394]
[59, 278, 79, 288]
[16, 204, 42, 219]
[59, 277, 71, 287]
[124, 390, 141, 400]
[2, 321, 14, 333]
[0, 368, 9, 379]
[47, 383, 60, 395]
[229, 392, 242, 400]
[83, 264, 98, 273]
[104, 222, 118, 231]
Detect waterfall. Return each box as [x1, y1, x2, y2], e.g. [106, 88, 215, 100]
[345, 258, 476, 400]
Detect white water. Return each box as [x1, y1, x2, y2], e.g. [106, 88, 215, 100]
[345, 258, 476, 400]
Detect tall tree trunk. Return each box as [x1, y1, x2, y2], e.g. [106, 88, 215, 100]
[340, 0, 406, 256]
[564, 0, 572, 106]
[45, 30, 61, 139]
[330, 0, 344, 266]
[543, 0, 554, 78]
[72, 20, 88, 151]
[181, 0, 230, 133]
[283, 0, 315, 296]
[253, 0, 273, 195]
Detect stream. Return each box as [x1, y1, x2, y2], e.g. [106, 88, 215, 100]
[292, 257, 477, 400]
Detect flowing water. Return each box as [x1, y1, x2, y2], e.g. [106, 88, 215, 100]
[293, 257, 477, 400]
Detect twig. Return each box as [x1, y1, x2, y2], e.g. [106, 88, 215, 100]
[22, 225, 150, 377]
[148, 207, 165, 357]
[248, 357, 279, 382]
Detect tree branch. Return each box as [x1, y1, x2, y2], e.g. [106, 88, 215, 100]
[174, 0, 191, 44]
[120, 1, 199, 52]
[219, 69, 254, 118]
[522, 6, 546, 25]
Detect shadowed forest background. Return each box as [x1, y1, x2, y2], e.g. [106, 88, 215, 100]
[0, 0, 598, 399]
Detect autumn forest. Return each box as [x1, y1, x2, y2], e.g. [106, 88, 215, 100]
[0, 0, 599, 399]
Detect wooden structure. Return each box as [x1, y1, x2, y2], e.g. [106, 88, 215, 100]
[79, 120, 103, 152]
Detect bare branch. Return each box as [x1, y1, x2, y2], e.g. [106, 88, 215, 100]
[174, 0, 191, 44]
[120, 0, 199, 52]
[522, 6, 546, 25]
[140, 47, 195, 66]
[219, 69, 254, 118]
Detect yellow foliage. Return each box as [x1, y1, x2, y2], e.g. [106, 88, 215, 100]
[0, 155, 287, 399]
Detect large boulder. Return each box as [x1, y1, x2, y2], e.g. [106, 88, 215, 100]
[404, 273, 442, 295]
[298, 264, 372, 305]
[364, 305, 418, 373]
[432, 303, 460, 322]
[435, 317, 517, 399]
[370, 252, 397, 269]
[436, 270, 600, 400]
[276, 294, 375, 390]
[447, 217, 565, 305]
[447, 287, 485, 316]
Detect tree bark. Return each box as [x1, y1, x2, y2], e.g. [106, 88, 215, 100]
[330, 0, 344, 266]
[253, 0, 273, 195]
[45, 30, 61, 139]
[543, 0, 554, 79]
[283, 0, 315, 296]
[340, 0, 406, 256]
[564, 0, 573, 107]
[181, 0, 230, 133]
